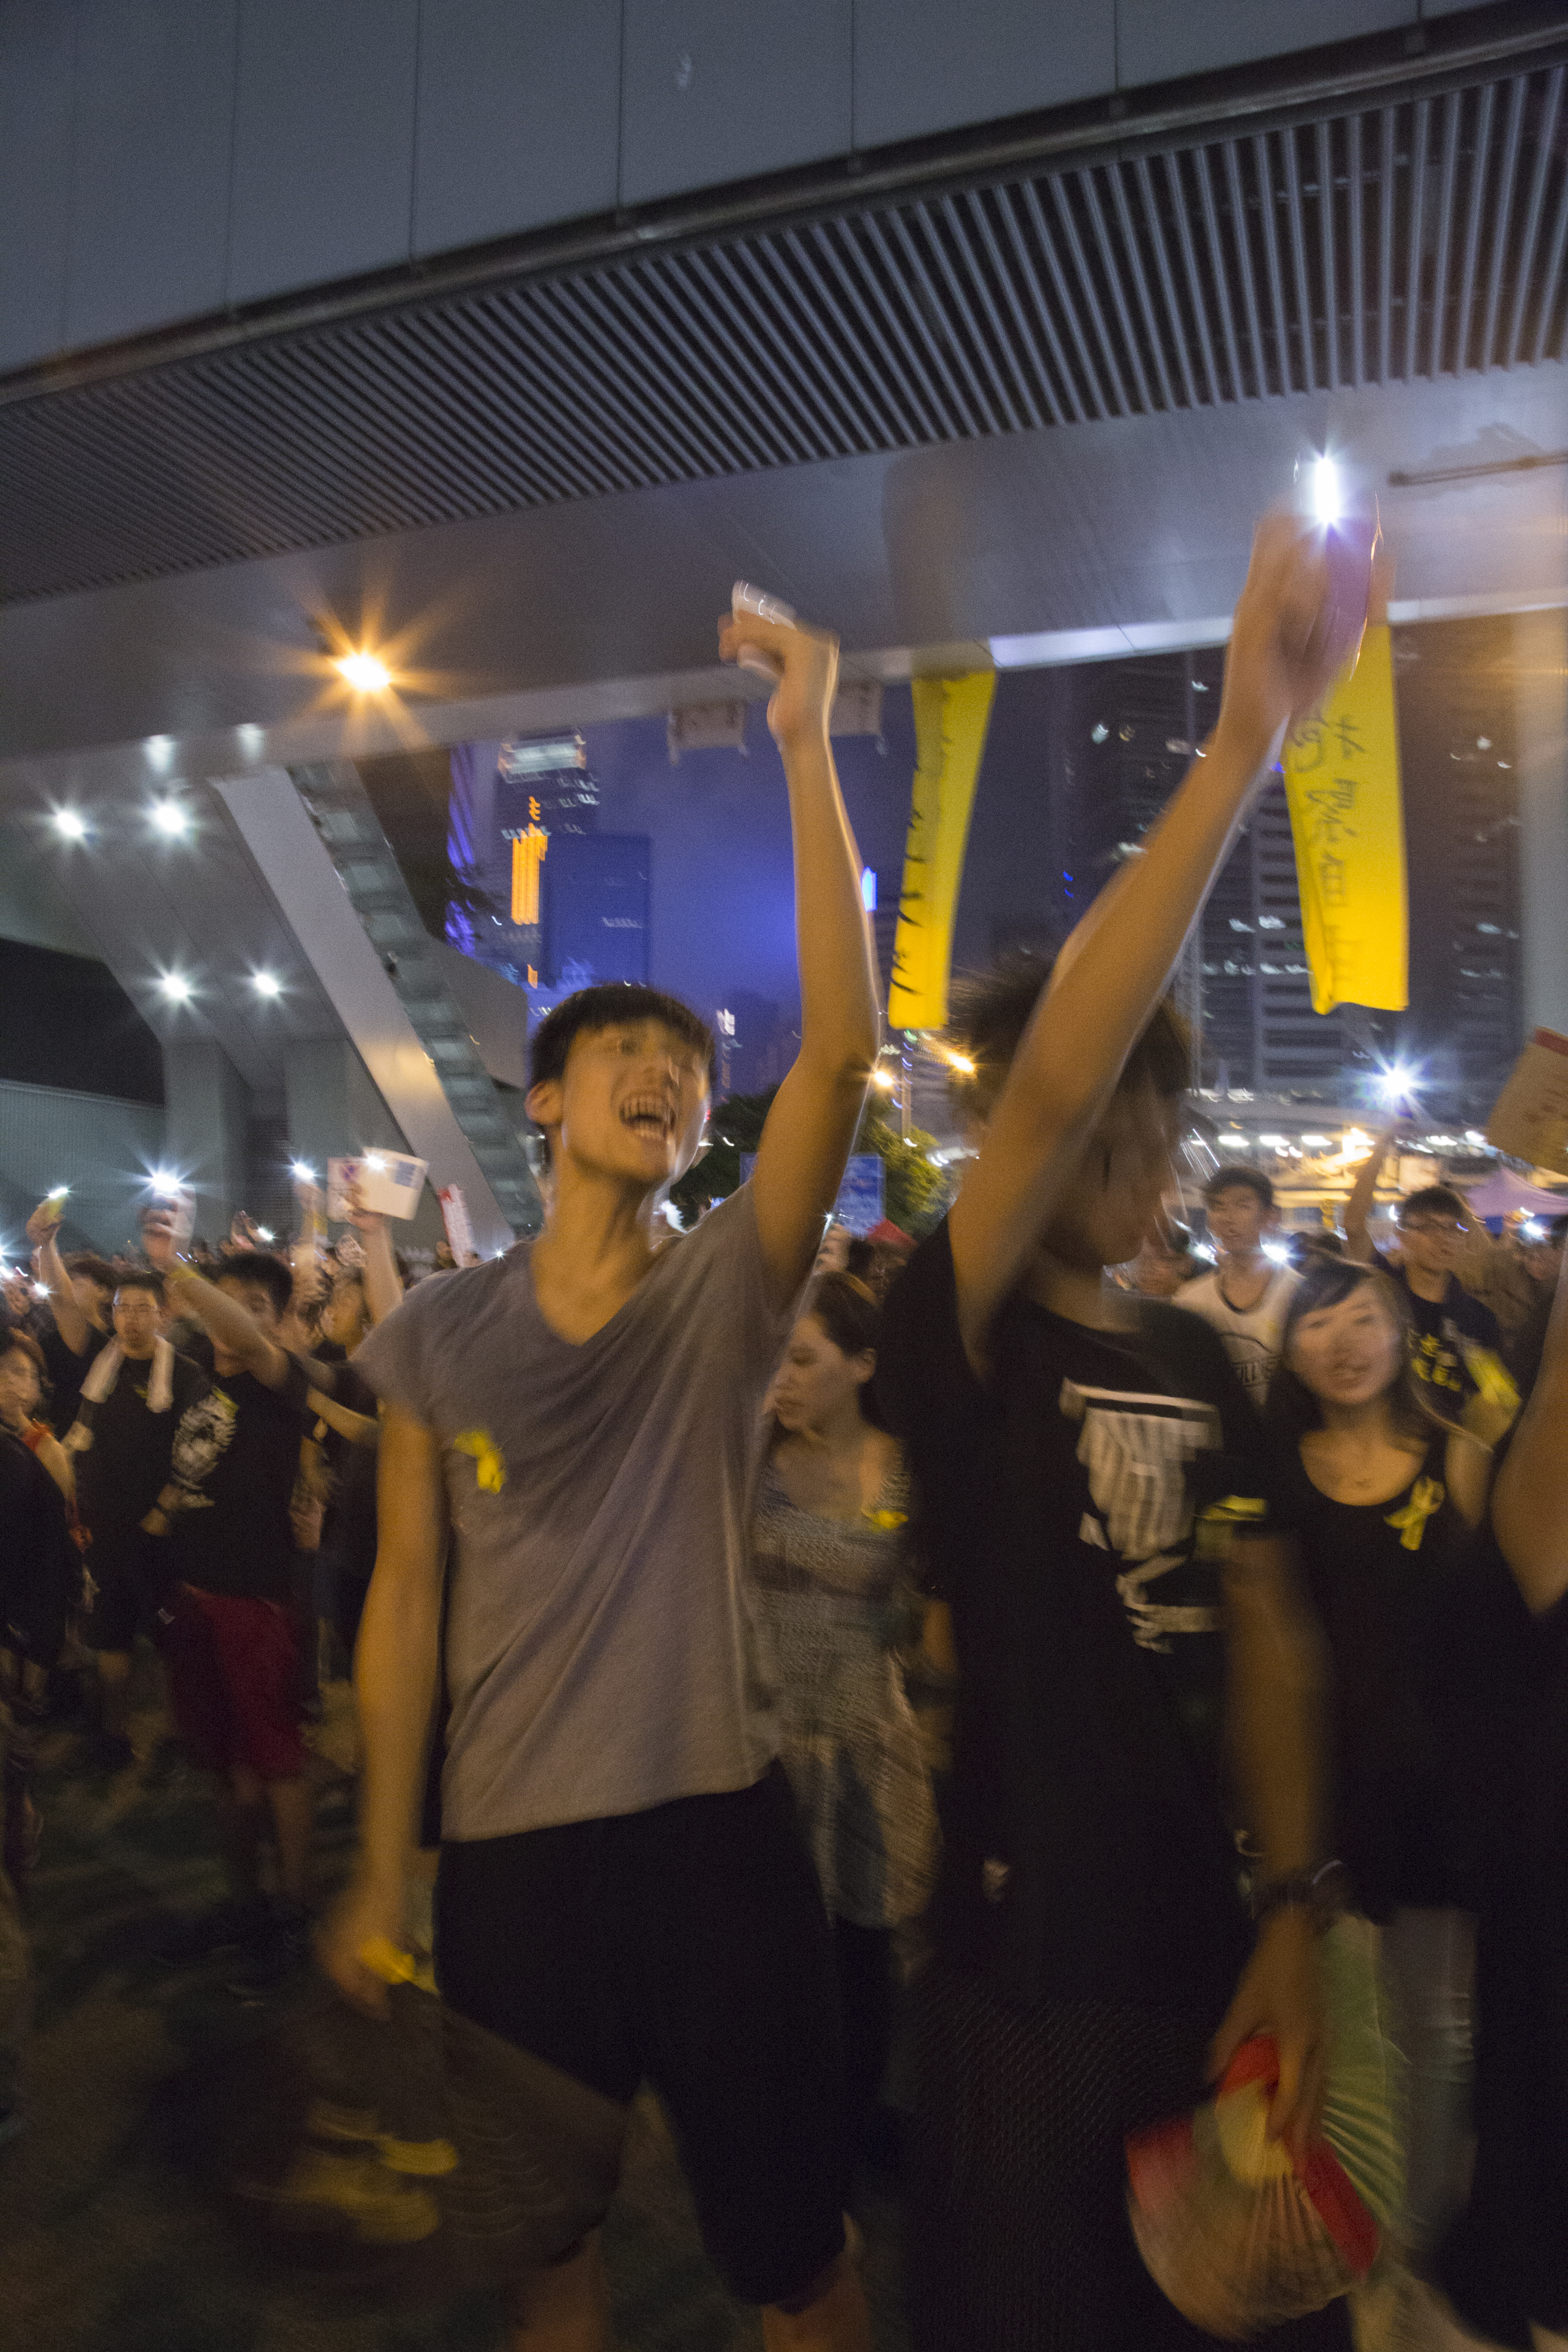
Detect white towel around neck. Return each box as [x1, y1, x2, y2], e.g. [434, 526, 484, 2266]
[76, 1336, 175, 1414]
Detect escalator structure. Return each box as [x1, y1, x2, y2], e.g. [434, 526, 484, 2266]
[288, 760, 543, 1237]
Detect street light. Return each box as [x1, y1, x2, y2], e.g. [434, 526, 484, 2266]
[336, 650, 392, 694]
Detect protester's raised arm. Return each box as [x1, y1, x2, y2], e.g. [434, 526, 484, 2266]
[25, 1198, 90, 1357]
[1492, 1239, 1568, 1614]
[948, 515, 1348, 1360]
[142, 1213, 291, 1389]
[721, 608, 879, 1308]
[346, 1192, 404, 1328]
[1342, 1127, 1396, 1264]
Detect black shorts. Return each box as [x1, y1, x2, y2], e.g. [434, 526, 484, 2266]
[434, 1763, 849, 2308]
[81, 1532, 168, 1653]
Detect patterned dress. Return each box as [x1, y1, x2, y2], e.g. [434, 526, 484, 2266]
[750, 1458, 938, 1930]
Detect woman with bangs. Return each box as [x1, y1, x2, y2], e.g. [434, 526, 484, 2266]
[1267, 1258, 1490, 2278]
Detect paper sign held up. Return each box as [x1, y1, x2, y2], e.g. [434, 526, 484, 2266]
[1486, 1029, 1568, 1178]
[327, 1152, 429, 1220]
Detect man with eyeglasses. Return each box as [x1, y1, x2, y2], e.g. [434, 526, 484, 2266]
[1347, 1177, 1513, 1424]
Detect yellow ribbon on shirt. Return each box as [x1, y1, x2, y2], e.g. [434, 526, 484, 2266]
[1384, 1476, 1445, 1552]
[453, 1429, 506, 1492]
[1194, 1494, 1267, 1561]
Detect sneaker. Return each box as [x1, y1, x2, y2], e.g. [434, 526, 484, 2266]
[224, 1904, 312, 1998]
[154, 1895, 274, 1965]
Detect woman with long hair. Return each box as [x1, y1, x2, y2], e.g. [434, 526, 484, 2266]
[1266, 1258, 1490, 2272]
[752, 1271, 939, 2171]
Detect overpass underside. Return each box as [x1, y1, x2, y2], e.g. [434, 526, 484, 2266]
[1, 3, 1564, 1239]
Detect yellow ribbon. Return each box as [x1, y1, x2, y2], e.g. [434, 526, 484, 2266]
[452, 1428, 505, 1492]
[1385, 1475, 1445, 1552]
[1462, 1345, 1520, 1419]
[1194, 1494, 1267, 1561]
[863, 1507, 909, 1531]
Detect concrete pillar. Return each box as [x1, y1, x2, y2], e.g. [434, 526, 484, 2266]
[282, 1039, 408, 1180]
[283, 1039, 444, 1251]
[1514, 605, 1568, 1039]
[162, 1041, 250, 1246]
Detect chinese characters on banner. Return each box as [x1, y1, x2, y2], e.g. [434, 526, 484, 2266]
[1281, 624, 1409, 1018]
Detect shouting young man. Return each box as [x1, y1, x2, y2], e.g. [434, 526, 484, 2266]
[322, 602, 880, 2351]
[1177, 1164, 1300, 1406]
[877, 515, 1356, 2352]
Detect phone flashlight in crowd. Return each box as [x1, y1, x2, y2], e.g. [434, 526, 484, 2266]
[1296, 449, 1376, 683]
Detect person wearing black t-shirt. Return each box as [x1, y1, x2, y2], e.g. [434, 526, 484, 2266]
[138, 1242, 325, 1982]
[1346, 1169, 1517, 1435]
[1265, 1260, 1490, 2275]
[310, 1267, 383, 1664]
[1430, 1238, 1568, 2351]
[878, 515, 1352, 2351]
[64, 1269, 207, 1772]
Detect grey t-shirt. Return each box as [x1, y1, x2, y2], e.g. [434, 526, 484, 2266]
[353, 1186, 790, 1840]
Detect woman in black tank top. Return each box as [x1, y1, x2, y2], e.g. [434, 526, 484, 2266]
[1266, 1258, 1492, 2274]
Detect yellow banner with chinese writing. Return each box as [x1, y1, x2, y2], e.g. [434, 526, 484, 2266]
[1282, 624, 1407, 1017]
[887, 672, 997, 1032]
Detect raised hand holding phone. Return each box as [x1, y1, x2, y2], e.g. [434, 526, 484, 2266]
[719, 585, 839, 753]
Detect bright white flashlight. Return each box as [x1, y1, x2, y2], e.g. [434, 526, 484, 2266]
[1311, 455, 1342, 527]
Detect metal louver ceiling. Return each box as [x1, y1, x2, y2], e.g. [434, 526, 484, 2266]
[3, 57, 1565, 608]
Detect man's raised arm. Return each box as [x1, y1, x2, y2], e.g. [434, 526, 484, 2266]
[141, 1214, 290, 1388]
[949, 515, 1350, 1359]
[719, 608, 879, 1308]
[25, 1198, 90, 1357]
[1342, 1126, 1397, 1264]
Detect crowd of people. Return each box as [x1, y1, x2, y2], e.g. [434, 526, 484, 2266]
[1, 520, 1566, 2352]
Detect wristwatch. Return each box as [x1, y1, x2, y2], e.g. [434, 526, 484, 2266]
[1249, 1859, 1348, 1931]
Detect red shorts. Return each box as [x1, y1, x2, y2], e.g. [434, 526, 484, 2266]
[163, 1584, 305, 1782]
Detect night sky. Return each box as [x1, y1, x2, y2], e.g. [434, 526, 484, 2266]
[574, 668, 1071, 1026]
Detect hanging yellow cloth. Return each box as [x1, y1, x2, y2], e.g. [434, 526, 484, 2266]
[886, 673, 998, 1033]
[1282, 625, 1408, 1017]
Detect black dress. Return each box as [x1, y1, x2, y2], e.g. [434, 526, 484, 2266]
[1433, 1519, 1568, 2346]
[1284, 1431, 1470, 1919]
